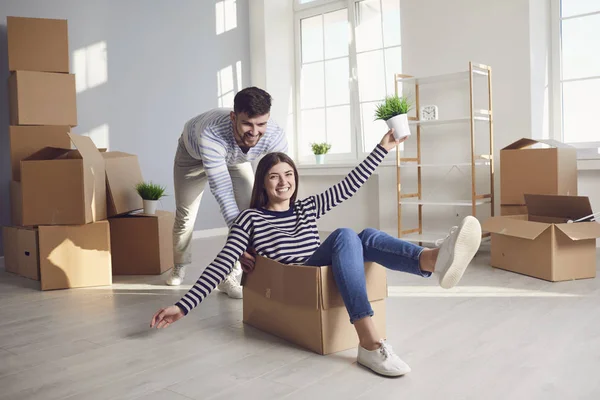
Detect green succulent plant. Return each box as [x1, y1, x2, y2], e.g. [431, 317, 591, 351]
[310, 142, 332, 155]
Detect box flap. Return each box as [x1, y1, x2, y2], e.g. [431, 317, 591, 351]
[502, 138, 574, 150]
[525, 194, 593, 222]
[482, 216, 550, 240]
[244, 256, 319, 309]
[68, 133, 103, 163]
[319, 262, 387, 309]
[555, 222, 600, 241]
[23, 147, 73, 161]
[102, 151, 144, 216]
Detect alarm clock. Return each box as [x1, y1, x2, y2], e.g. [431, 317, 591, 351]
[420, 105, 438, 121]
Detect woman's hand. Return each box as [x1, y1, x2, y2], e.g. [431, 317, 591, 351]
[150, 305, 185, 329]
[379, 128, 407, 152]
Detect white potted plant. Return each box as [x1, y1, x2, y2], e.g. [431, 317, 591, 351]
[374, 95, 413, 140]
[311, 142, 332, 164]
[135, 181, 166, 215]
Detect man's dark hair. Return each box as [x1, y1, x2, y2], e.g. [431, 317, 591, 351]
[233, 87, 272, 118]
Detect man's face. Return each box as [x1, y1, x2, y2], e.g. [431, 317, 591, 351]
[231, 111, 269, 149]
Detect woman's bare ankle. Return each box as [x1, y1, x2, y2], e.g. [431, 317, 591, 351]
[419, 248, 439, 273]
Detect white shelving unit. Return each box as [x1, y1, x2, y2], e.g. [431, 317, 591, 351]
[394, 62, 495, 244]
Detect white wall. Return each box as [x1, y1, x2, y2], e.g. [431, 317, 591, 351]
[0, 0, 253, 254]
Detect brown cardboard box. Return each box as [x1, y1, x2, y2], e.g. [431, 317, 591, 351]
[20, 133, 106, 226]
[7, 16, 69, 73]
[243, 256, 387, 355]
[102, 152, 144, 217]
[9, 126, 71, 181]
[38, 221, 112, 290]
[500, 139, 577, 206]
[109, 211, 174, 275]
[2, 226, 40, 280]
[483, 194, 600, 282]
[8, 70, 77, 126]
[500, 205, 528, 216]
[10, 180, 23, 226]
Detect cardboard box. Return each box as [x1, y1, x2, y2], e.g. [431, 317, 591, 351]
[243, 256, 387, 355]
[20, 133, 106, 226]
[483, 194, 600, 282]
[9, 126, 71, 181]
[2, 226, 39, 280]
[500, 139, 577, 206]
[10, 180, 23, 226]
[102, 152, 144, 217]
[7, 16, 69, 73]
[109, 211, 174, 275]
[8, 70, 77, 126]
[501, 205, 528, 216]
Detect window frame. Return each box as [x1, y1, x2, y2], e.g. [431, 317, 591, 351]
[549, 0, 600, 157]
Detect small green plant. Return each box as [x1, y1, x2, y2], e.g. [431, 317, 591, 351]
[374, 95, 412, 121]
[135, 181, 166, 200]
[311, 142, 332, 155]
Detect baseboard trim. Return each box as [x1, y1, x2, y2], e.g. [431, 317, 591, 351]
[192, 227, 229, 239]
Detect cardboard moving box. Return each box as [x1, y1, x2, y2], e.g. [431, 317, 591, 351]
[500, 139, 577, 206]
[7, 16, 69, 73]
[2, 222, 112, 290]
[20, 133, 107, 226]
[8, 70, 77, 126]
[10, 181, 23, 227]
[2, 226, 39, 280]
[243, 256, 387, 355]
[102, 151, 144, 217]
[9, 126, 71, 181]
[500, 205, 528, 217]
[483, 194, 600, 282]
[109, 211, 174, 275]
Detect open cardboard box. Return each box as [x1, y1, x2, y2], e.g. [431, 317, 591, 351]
[483, 194, 600, 282]
[242, 256, 387, 355]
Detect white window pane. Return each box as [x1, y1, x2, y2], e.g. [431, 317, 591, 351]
[384, 46, 402, 96]
[562, 14, 600, 80]
[324, 9, 349, 59]
[361, 101, 389, 152]
[355, 0, 383, 53]
[382, 0, 401, 47]
[325, 58, 350, 106]
[562, 79, 600, 143]
[357, 50, 386, 102]
[301, 62, 325, 109]
[301, 15, 323, 63]
[326, 105, 351, 154]
[300, 109, 326, 156]
[561, 0, 600, 18]
[300, 0, 320, 3]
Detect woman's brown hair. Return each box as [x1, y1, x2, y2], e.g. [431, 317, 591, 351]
[249, 152, 299, 209]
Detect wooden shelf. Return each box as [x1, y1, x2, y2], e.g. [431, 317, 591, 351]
[396, 69, 488, 85]
[399, 199, 491, 207]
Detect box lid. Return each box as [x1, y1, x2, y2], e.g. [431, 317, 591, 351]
[525, 194, 594, 222]
[502, 138, 574, 150]
[482, 216, 550, 240]
[555, 222, 600, 240]
[101, 151, 144, 216]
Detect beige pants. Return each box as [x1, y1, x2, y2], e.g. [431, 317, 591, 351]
[173, 135, 254, 266]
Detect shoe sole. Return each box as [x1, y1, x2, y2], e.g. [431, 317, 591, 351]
[357, 360, 411, 377]
[439, 216, 482, 289]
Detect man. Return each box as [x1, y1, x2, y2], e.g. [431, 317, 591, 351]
[166, 87, 288, 299]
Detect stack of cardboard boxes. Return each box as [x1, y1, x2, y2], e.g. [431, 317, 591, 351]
[484, 138, 600, 282]
[3, 16, 174, 289]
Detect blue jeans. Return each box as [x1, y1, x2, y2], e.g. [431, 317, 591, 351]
[303, 228, 430, 323]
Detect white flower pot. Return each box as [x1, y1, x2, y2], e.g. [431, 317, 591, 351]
[385, 114, 411, 140]
[315, 154, 325, 164]
[143, 199, 158, 215]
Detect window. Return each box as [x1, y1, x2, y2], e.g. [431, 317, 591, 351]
[295, 0, 401, 162]
[551, 0, 600, 145]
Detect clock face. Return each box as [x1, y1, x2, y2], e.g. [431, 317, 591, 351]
[420, 105, 438, 121]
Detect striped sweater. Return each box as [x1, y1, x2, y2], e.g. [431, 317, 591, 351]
[183, 108, 288, 227]
[175, 144, 388, 315]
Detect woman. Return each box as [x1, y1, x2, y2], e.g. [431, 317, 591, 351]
[151, 129, 482, 377]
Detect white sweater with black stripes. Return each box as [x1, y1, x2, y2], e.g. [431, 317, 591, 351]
[175, 144, 388, 315]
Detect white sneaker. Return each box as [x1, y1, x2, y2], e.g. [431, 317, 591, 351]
[434, 216, 482, 289]
[357, 340, 411, 377]
[166, 264, 186, 286]
[217, 274, 243, 299]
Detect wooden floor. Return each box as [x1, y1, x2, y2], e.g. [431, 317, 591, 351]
[1, 237, 600, 400]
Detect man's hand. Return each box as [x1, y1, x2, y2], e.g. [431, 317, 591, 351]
[379, 128, 407, 151]
[239, 249, 256, 273]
